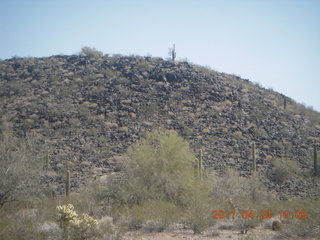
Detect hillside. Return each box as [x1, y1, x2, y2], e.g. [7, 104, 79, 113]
[0, 53, 319, 199]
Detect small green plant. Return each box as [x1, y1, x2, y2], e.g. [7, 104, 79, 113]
[56, 204, 98, 240]
[124, 200, 181, 232]
[183, 176, 213, 234]
[275, 200, 320, 238]
[244, 172, 270, 203]
[211, 168, 246, 205]
[271, 158, 301, 183]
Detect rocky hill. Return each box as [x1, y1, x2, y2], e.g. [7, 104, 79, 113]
[1, 53, 319, 199]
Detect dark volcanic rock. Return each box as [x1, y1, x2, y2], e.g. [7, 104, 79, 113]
[0, 54, 319, 199]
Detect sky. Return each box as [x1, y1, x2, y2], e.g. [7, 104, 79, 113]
[1, 0, 319, 111]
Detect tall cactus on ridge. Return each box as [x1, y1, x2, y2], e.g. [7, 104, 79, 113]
[46, 149, 50, 170]
[171, 44, 176, 62]
[66, 170, 70, 197]
[283, 96, 287, 110]
[195, 149, 203, 178]
[314, 145, 318, 176]
[252, 142, 256, 172]
[199, 149, 203, 176]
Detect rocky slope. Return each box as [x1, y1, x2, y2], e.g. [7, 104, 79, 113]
[0, 54, 319, 199]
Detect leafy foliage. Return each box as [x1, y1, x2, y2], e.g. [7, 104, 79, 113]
[183, 176, 213, 234]
[110, 130, 197, 206]
[0, 118, 44, 207]
[271, 157, 301, 183]
[80, 46, 103, 58]
[124, 200, 181, 231]
[106, 129, 214, 233]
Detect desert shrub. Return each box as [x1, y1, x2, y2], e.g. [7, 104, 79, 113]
[211, 168, 271, 229]
[70, 181, 106, 218]
[183, 176, 214, 234]
[211, 168, 247, 206]
[243, 172, 271, 203]
[141, 103, 159, 118]
[0, 206, 44, 240]
[105, 129, 215, 234]
[0, 198, 60, 240]
[233, 217, 258, 233]
[238, 233, 270, 240]
[274, 200, 320, 238]
[124, 200, 181, 232]
[280, 216, 320, 238]
[96, 216, 124, 240]
[271, 158, 301, 183]
[253, 127, 267, 138]
[0, 119, 44, 207]
[109, 130, 197, 206]
[80, 46, 103, 58]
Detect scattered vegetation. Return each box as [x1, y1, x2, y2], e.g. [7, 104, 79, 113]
[108, 130, 197, 205]
[271, 157, 301, 183]
[0, 118, 44, 207]
[0, 125, 319, 239]
[104, 130, 214, 234]
[1, 51, 320, 239]
[80, 46, 103, 58]
[123, 200, 180, 232]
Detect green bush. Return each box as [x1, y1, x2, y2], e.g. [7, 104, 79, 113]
[274, 200, 320, 238]
[124, 200, 181, 231]
[0, 119, 44, 207]
[106, 129, 215, 234]
[211, 168, 247, 205]
[243, 172, 271, 203]
[211, 168, 271, 227]
[80, 46, 103, 58]
[109, 130, 197, 206]
[0, 198, 60, 240]
[0, 207, 46, 240]
[271, 158, 301, 183]
[183, 176, 214, 234]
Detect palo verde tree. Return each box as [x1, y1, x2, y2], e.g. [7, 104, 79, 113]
[108, 129, 212, 207]
[80, 46, 103, 58]
[0, 118, 44, 207]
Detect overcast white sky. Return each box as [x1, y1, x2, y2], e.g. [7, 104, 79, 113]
[1, 0, 319, 111]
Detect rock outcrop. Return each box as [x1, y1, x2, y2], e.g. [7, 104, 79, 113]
[0, 54, 319, 198]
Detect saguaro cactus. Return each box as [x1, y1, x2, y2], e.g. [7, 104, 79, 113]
[171, 44, 176, 62]
[314, 145, 318, 176]
[46, 149, 50, 170]
[66, 170, 70, 197]
[283, 143, 289, 158]
[283, 96, 287, 110]
[196, 149, 203, 178]
[51, 189, 56, 199]
[45, 140, 51, 170]
[199, 149, 203, 175]
[252, 142, 256, 172]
